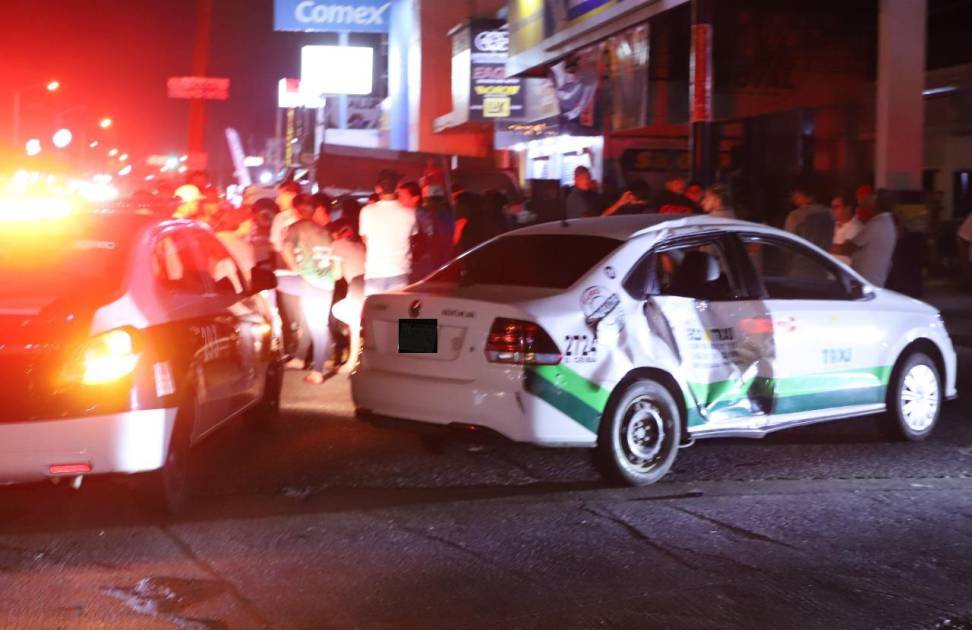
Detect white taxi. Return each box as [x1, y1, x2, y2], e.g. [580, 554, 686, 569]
[351, 215, 957, 485]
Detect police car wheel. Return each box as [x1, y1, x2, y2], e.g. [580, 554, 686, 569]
[884, 352, 941, 442]
[597, 379, 680, 486]
[140, 399, 193, 516]
[246, 361, 283, 428]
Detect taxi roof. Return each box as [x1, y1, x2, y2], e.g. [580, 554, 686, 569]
[510, 214, 775, 241]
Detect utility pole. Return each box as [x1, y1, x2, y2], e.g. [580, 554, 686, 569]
[187, 0, 213, 174]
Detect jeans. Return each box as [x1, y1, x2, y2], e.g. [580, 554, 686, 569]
[364, 274, 409, 296]
[298, 288, 334, 373]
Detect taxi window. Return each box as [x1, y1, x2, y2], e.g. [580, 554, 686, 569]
[195, 232, 247, 297]
[648, 241, 740, 301]
[152, 233, 209, 296]
[426, 234, 621, 289]
[741, 236, 850, 300]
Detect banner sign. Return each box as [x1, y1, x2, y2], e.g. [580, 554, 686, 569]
[690, 23, 713, 123]
[274, 0, 391, 33]
[167, 77, 230, 100]
[469, 21, 523, 120]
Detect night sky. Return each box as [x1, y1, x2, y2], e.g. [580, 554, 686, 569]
[0, 0, 969, 180]
[0, 0, 341, 177]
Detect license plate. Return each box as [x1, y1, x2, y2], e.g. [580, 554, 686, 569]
[398, 319, 438, 353]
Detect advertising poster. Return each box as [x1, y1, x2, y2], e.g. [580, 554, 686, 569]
[470, 21, 524, 121]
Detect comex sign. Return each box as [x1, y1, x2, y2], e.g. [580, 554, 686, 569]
[274, 0, 391, 33]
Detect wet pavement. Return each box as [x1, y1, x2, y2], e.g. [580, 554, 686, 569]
[2, 304, 972, 628]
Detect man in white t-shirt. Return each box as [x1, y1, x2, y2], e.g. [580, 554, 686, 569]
[835, 195, 897, 287]
[359, 171, 417, 295]
[830, 195, 863, 265]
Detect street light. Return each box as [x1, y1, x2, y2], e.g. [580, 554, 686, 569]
[46, 81, 60, 92]
[119, 153, 128, 162]
[99, 117, 113, 129]
[89, 140, 99, 148]
[52, 128, 73, 149]
[108, 148, 118, 157]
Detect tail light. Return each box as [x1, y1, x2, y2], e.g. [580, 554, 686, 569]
[61, 329, 140, 386]
[485, 318, 561, 365]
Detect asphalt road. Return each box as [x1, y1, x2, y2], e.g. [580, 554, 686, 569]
[3, 348, 972, 629]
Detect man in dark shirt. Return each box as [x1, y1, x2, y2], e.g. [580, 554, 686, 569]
[564, 166, 604, 219]
[650, 173, 697, 214]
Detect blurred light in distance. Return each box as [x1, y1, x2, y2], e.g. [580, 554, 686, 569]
[89, 140, 99, 148]
[92, 173, 112, 184]
[25, 138, 42, 156]
[108, 148, 119, 157]
[243, 156, 264, 167]
[179, 155, 188, 163]
[118, 164, 133, 176]
[178, 165, 188, 174]
[52, 128, 73, 149]
[259, 170, 273, 185]
[145, 174, 156, 181]
[0, 195, 74, 222]
[165, 157, 179, 170]
[46, 80, 60, 92]
[99, 117, 113, 129]
[119, 153, 129, 162]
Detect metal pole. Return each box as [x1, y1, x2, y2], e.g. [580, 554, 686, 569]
[188, 0, 213, 173]
[689, 0, 715, 186]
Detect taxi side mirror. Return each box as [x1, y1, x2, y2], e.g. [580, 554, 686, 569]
[250, 266, 278, 294]
[849, 279, 874, 301]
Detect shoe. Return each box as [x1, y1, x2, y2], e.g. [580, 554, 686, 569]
[304, 371, 325, 385]
[285, 358, 306, 370]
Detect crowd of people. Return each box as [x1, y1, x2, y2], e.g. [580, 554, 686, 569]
[570, 165, 904, 292]
[157, 168, 519, 385]
[153, 164, 917, 385]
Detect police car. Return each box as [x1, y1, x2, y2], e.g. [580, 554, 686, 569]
[352, 215, 957, 485]
[0, 198, 283, 511]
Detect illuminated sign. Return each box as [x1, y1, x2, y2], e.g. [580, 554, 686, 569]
[274, 0, 391, 33]
[508, 0, 545, 57]
[547, 0, 621, 36]
[301, 46, 374, 95]
[167, 77, 230, 100]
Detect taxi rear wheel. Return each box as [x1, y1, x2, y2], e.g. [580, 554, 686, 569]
[883, 352, 942, 441]
[596, 379, 680, 486]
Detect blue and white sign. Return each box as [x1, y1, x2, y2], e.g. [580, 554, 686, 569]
[274, 0, 392, 33]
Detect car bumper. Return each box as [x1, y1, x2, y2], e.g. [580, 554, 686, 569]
[0, 408, 178, 484]
[350, 368, 598, 446]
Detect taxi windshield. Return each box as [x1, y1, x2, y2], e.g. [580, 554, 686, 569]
[428, 234, 622, 289]
[0, 211, 141, 301]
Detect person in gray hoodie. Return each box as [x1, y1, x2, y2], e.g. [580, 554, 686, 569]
[784, 186, 835, 252]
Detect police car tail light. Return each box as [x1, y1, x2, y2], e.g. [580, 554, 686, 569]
[485, 318, 561, 366]
[61, 329, 140, 386]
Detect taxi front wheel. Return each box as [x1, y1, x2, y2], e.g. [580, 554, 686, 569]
[596, 379, 681, 486]
[883, 352, 942, 442]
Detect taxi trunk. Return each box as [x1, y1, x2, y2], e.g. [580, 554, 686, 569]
[360, 285, 561, 382]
